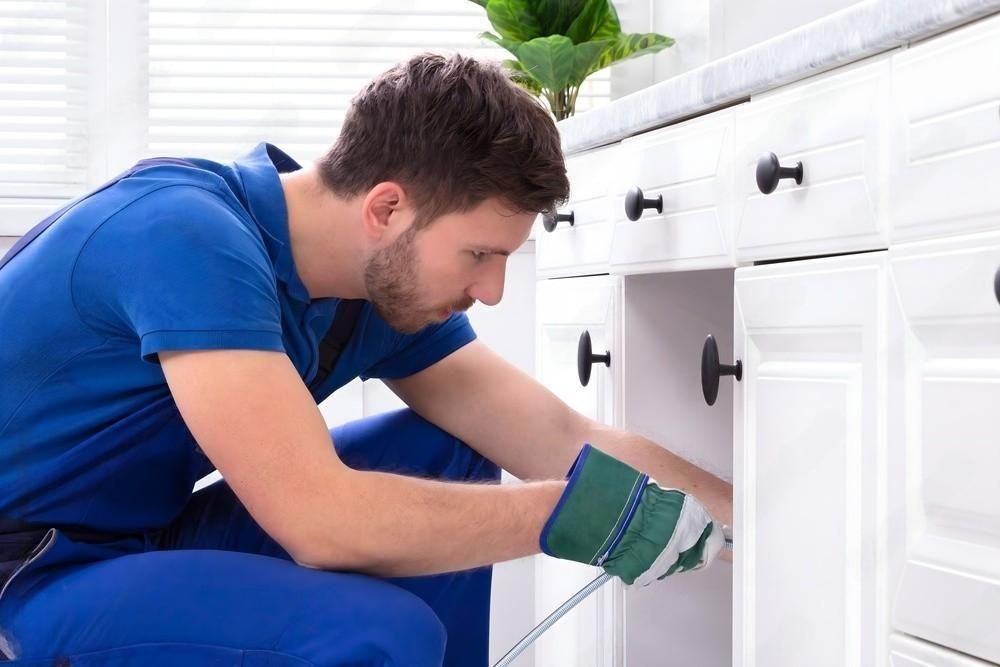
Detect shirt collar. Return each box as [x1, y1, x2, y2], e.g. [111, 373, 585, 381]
[231, 142, 313, 304]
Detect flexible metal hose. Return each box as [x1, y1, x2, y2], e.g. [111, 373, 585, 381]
[492, 527, 734, 667]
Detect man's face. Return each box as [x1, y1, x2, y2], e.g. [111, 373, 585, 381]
[363, 197, 535, 334]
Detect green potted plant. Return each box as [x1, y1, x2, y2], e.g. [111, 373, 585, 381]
[469, 0, 674, 120]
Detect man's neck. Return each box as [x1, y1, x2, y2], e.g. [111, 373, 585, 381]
[280, 165, 367, 301]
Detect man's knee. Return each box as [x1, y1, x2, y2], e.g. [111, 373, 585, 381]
[330, 408, 500, 484]
[275, 574, 447, 667]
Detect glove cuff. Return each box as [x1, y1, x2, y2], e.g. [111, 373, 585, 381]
[539, 444, 648, 565]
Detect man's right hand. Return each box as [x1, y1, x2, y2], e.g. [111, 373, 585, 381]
[539, 444, 725, 587]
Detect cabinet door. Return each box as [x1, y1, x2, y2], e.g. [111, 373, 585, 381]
[888, 232, 1000, 664]
[535, 274, 621, 667]
[734, 253, 887, 667]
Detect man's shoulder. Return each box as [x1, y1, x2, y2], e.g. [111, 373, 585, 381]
[68, 174, 276, 308]
[74, 176, 265, 258]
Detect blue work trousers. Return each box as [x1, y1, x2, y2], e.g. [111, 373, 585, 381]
[0, 409, 500, 666]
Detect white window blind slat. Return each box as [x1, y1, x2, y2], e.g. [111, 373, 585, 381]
[0, 149, 87, 167]
[148, 44, 502, 62]
[0, 51, 86, 68]
[145, 2, 610, 163]
[152, 12, 486, 31]
[148, 92, 355, 110]
[149, 0, 486, 15]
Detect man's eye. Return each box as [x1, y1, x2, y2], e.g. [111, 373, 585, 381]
[471, 251, 488, 262]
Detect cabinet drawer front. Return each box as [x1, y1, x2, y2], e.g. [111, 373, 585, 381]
[536, 144, 618, 277]
[890, 634, 996, 666]
[889, 232, 1000, 664]
[610, 110, 736, 274]
[734, 58, 889, 262]
[891, 13, 1000, 242]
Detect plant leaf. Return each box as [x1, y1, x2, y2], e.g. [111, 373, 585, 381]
[479, 31, 523, 58]
[532, 0, 588, 36]
[515, 35, 576, 93]
[467, 0, 488, 7]
[485, 0, 544, 42]
[591, 1, 621, 41]
[591, 32, 675, 76]
[570, 39, 614, 87]
[567, 0, 611, 44]
[503, 59, 543, 96]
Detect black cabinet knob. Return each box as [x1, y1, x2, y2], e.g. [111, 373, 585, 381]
[577, 330, 610, 387]
[624, 186, 663, 221]
[756, 152, 803, 195]
[701, 334, 742, 406]
[995, 266, 1000, 306]
[542, 210, 574, 233]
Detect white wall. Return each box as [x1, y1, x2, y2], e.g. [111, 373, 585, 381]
[609, 0, 864, 100]
[721, 0, 864, 55]
[609, 0, 722, 99]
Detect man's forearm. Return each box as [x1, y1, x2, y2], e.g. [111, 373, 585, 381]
[298, 469, 566, 578]
[581, 421, 734, 528]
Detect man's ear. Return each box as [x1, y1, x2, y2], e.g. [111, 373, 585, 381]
[360, 182, 408, 241]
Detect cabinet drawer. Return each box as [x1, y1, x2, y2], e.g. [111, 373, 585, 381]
[536, 144, 618, 278]
[733, 57, 889, 262]
[890, 634, 996, 666]
[609, 109, 737, 274]
[889, 232, 1000, 664]
[890, 12, 1000, 242]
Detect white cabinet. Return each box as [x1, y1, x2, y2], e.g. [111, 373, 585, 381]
[890, 12, 1000, 243]
[888, 232, 1000, 664]
[733, 57, 890, 262]
[541, 9, 1000, 666]
[734, 252, 888, 667]
[610, 110, 737, 274]
[534, 274, 622, 667]
[536, 144, 620, 279]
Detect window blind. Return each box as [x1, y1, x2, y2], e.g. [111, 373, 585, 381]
[145, 0, 610, 163]
[0, 1, 89, 233]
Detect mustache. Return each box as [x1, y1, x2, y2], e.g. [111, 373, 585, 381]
[453, 297, 476, 312]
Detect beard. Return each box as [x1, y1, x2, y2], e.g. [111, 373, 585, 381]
[363, 225, 443, 334]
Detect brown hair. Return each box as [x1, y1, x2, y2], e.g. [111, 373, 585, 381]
[316, 52, 569, 229]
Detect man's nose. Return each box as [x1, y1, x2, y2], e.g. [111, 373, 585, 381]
[467, 263, 506, 307]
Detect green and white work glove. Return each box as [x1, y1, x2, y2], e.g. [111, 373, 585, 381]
[539, 443, 724, 587]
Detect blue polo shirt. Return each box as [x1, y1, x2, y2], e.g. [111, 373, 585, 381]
[0, 143, 476, 532]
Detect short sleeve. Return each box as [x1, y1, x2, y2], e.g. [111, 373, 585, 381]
[72, 185, 285, 363]
[361, 312, 476, 380]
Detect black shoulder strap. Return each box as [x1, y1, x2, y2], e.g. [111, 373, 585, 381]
[310, 299, 365, 391]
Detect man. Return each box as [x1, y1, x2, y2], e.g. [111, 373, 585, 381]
[0, 53, 732, 666]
